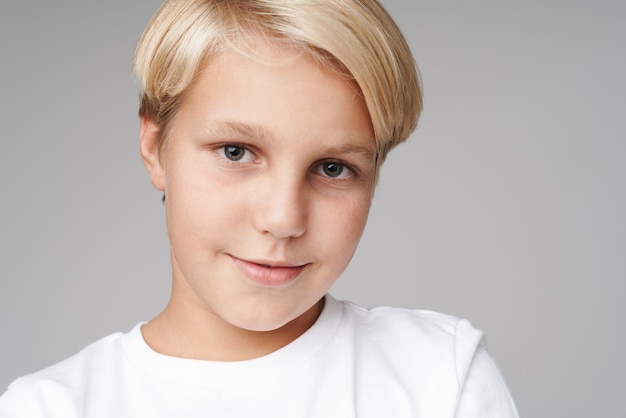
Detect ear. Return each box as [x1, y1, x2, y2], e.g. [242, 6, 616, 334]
[139, 116, 166, 191]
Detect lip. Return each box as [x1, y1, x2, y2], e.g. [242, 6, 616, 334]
[229, 255, 307, 287]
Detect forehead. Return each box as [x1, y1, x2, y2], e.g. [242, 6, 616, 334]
[176, 42, 374, 146]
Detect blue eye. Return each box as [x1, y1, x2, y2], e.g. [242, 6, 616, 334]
[316, 161, 353, 179]
[223, 145, 246, 161]
[322, 162, 344, 177]
[217, 144, 257, 164]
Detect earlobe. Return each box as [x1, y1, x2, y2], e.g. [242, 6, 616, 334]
[139, 116, 166, 191]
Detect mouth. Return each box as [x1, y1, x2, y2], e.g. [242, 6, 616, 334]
[229, 255, 308, 287]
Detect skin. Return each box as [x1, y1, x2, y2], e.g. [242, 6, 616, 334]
[140, 42, 376, 361]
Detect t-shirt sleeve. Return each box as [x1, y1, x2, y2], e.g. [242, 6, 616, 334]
[0, 381, 34, 418]
[0, 377, 78, 418]
[453, 320, 520, 418]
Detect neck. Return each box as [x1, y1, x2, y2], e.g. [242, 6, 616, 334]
[141, 296, 324, 362]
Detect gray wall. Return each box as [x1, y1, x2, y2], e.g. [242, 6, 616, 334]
[1, 1, 624, 417]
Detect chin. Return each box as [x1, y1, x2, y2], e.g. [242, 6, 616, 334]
[224, 302, 312, 334]
[222, 308, 288, 331]
[232, 316, 294, 334]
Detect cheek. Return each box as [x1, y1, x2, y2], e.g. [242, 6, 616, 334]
[164, 165, 246, 246]
[313, 194, 372, 259]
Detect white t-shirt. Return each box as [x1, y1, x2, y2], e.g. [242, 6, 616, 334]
[0, 295, 519, 417]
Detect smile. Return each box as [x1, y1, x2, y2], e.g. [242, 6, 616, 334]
[229, 255, 307, 287]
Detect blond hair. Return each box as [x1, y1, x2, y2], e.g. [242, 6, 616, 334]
[134, 0, 422, 163]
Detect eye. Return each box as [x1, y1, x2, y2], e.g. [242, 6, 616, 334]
[223, 145, 245, 161]
[315, 161, 353, 179]
[218, 144, 256, 163]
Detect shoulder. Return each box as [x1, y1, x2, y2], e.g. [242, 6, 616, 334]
[327, 296, 486, 387]
[14, 329, 126, 383]
[328, 297, 519, 417]
[0, 327, 135, 418]
[338, 298, 485, 361]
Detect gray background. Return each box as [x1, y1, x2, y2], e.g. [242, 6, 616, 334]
[1, 1, 624, 417]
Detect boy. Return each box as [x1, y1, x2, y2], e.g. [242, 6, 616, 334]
[0, 0, 518, 416]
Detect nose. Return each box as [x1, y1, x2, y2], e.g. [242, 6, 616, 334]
[253, 174, 307, 239]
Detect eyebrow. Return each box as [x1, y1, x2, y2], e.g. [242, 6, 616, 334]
[198, 120, 270, 141]
[199, 120, 376, 161]
[323, 144, 376, 162]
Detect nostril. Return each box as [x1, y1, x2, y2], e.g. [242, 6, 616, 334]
[252, 182, 308, 240]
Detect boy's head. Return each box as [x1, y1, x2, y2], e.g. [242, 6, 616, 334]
[134, 0, 422, 168]
[134, 0, 422, 338]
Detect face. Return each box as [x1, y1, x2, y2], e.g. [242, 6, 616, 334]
[141, 43, 376, 333]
